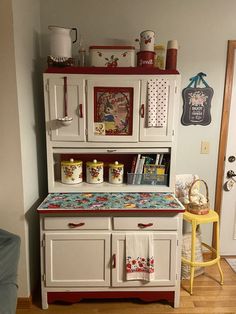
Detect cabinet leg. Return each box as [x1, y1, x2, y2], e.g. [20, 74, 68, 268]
[41, 290, 48, 310]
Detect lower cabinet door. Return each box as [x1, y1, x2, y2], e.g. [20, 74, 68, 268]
[44, 232, 110, 287]
[112, 232, 177, 287]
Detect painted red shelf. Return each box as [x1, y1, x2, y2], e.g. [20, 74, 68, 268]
[45, 66, 179, 75]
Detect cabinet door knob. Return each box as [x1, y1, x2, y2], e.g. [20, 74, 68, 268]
[112, 254, 116, 268]
[138, 223, 153, 228]
[79, 104, 83, 118]
[68, 222, 85, 228]
[140, 104, 145, 118]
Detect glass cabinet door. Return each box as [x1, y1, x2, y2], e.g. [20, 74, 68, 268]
[87, 79, 140, 142]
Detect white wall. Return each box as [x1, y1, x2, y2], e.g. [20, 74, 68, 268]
[0, 0, 46, 298]
[12, 0, 47, 297]
[39, 0, 236, 243]
[0, 0, 30, 297]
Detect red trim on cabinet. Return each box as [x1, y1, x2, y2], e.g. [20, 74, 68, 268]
[47, 291, 174, 305]
[45, 67, 179, 75]
[37, 208, 185, 214]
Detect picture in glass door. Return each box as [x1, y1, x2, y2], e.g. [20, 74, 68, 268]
[94, 87, 133, 136]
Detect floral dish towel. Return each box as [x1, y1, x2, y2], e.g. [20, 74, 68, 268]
[126, 233, 155, 281]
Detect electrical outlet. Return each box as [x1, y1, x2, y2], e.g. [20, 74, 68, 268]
[201, 141, 210, 154]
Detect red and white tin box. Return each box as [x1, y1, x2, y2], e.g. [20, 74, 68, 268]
[89, 46, 135, 67]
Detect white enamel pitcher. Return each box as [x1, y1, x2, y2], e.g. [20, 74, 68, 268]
[48, 26, 78, 58]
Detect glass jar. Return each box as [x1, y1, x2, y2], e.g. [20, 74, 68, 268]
[154, 45, 165, 70]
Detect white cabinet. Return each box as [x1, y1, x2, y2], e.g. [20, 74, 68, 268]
[112, 233, 177, 287]
[39, 68, 182, 310]
[86, 78, 140, 142]
[39, 212, 183, 309]
[43, 69, 180, 193]
[44, 72, 180, 145]
[44, 232, 110, 287]
[45, 76, 86, 142]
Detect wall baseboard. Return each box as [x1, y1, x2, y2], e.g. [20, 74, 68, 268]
[17, 296, 32, 309]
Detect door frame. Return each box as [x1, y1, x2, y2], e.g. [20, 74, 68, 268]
[214, 40, 236, 246]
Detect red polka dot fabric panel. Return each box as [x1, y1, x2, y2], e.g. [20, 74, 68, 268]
[147, 78, 168, 127]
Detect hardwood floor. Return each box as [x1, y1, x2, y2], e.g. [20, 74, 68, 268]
[16, 258, 236, 314]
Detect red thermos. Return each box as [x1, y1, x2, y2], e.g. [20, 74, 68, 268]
[165, 40, 178, 70]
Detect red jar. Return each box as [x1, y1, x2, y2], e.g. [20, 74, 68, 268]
[137, 51, 155, 68]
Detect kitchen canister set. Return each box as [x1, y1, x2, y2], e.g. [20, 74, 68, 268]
[61, 158, 124, 185]
[136, 30, 178, 70]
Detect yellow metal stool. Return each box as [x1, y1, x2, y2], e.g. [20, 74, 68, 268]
[182, 210, 224, 294]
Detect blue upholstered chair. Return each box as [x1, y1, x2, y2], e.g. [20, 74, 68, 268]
[0, 229, 20, 314]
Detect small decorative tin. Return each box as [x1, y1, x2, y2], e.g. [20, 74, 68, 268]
[86, 159, 104, 184]
[61, 158, 83, 184]
[140, 30, 155, 52]
[137, 51, 155, 68]
[109, 161, 124, 184]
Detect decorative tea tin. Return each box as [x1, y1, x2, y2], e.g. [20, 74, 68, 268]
[89, 46, 135, 67]
[61, 158, 83, 184]
[86, 159, 104, 184]
[140, 30, 155, 52]
[109, 161, 124, 184]
[137, 51, 155, 68]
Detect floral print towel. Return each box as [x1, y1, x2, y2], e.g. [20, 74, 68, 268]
[126, 233, 155, 281]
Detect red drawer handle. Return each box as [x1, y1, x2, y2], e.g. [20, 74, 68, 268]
[79, 104, 83, 118]
[140, 104, 145, 118]
[68, 222, 85, 228]
[112, 254, 116, 268]
[138, 223, 153, 228]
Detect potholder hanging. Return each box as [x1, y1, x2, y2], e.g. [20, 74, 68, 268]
[181, 72, 213, 126]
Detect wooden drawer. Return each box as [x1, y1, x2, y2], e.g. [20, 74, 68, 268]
[44, 217, 111, 230]
[113, 217, 178, 231]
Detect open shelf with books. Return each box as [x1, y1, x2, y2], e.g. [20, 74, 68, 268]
[48, 148, 172, 192]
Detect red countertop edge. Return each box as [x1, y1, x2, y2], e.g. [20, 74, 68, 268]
[37, 208, 185, 214]
[44, 66, 179, 75]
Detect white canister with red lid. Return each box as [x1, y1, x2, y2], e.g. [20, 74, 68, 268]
[86, 159, 104, 184]
[140, 30, 155, 52]
[137, 51, 155, 68]
[109, 161, 124, 184]
[61, 158, 83, 184]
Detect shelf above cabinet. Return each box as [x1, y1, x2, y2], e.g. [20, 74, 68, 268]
[45, 67, 179, 75]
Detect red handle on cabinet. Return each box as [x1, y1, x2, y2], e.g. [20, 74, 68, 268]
[137, 223, 153, 228]
[68, 222, 85, 228]
[79, 104, 83, 118]
[140, 104, 145, 118]
[112, 254, 116, 268]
